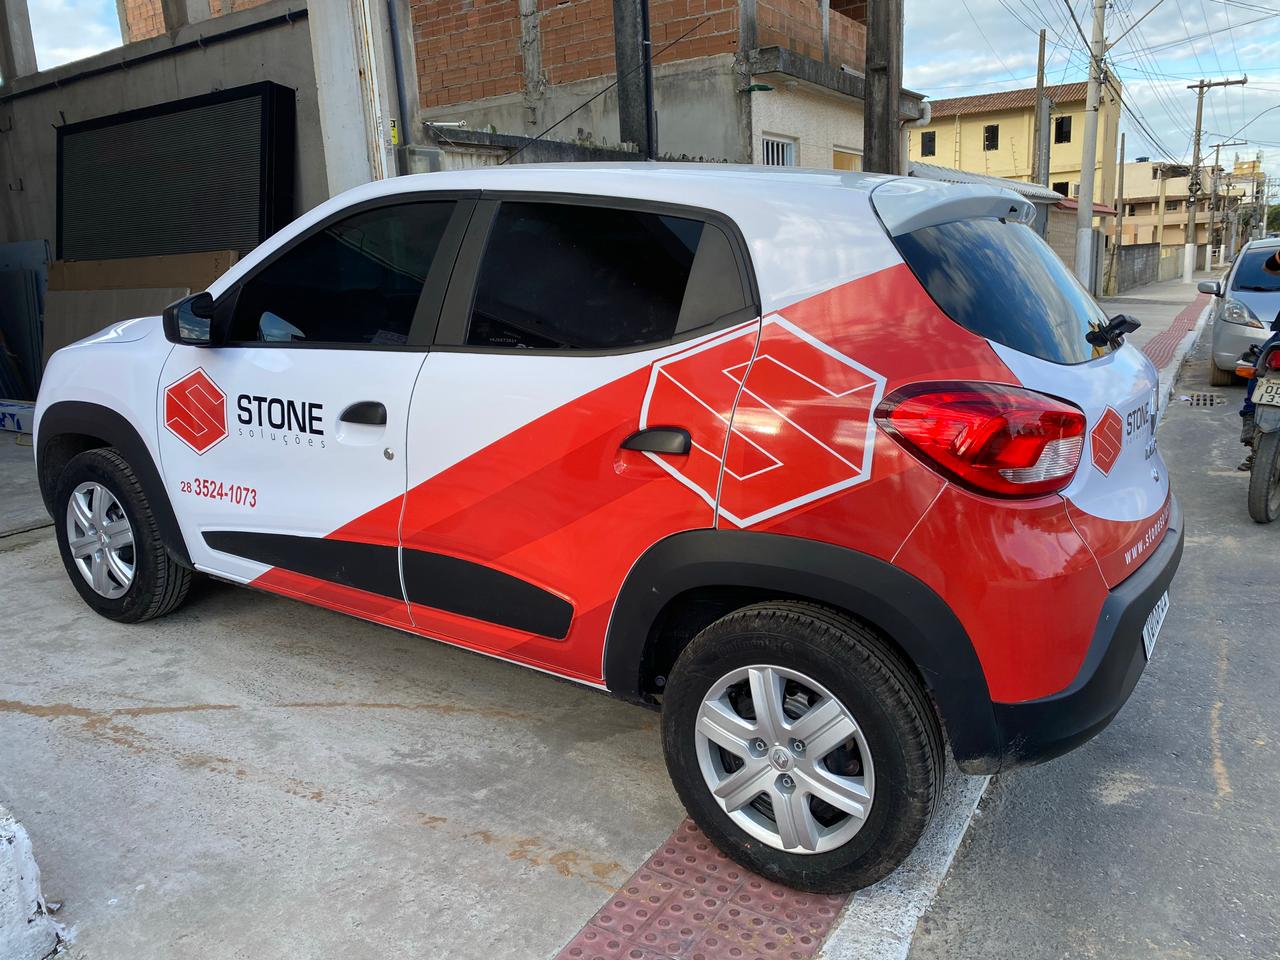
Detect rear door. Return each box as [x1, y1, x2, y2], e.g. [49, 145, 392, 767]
[389, 195, 761, 684]
[157, 196, 473, 626]
[888, 212, 1170, 587]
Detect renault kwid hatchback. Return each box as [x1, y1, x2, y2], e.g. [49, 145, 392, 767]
[35, 165, 1183, 892]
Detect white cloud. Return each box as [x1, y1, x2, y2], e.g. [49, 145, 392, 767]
[27, 0, 121, 70]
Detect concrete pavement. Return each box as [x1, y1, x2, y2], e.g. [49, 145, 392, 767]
[907, 329, 1280, 960]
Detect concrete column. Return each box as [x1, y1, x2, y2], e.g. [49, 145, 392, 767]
[307, 0, 395, 194]
[0, 0, 37, 82]
[186, 0, 213, 25]
[613, 0, 647, 154]
[159, 0, 189, 31]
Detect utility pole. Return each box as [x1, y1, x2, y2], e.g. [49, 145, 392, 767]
[1031, 29, 1049, 186]
[1074, 0, 1106, 292]
[1207, 140, 1246, 268]
[1105, 132, 1125, 295]
[640, 0, 656, 159]
[1183, 77, 1248, 281]
[863, 0, 904, 173]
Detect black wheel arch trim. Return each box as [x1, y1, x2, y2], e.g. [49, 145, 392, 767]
[37, 400, 193, 568]
[602, 528, 1002, 771]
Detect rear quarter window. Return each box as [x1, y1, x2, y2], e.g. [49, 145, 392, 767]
[1230, 248, 1280, 292]
[892, 217, 1112, 365]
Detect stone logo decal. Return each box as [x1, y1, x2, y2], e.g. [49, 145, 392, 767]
[640, 315, 886, 527]
[164, 368, 227, 455]
[1091, 406, 1124, 476]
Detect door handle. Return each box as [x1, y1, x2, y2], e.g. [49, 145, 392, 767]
[339, 401, 387, 426]
[621, 427, 691, 455]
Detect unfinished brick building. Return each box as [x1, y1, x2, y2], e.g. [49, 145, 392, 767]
[404, 0, 921, 167]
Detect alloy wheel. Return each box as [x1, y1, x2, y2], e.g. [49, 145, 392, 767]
[66, 481, 135, 599]
[693, 665, 874, 854]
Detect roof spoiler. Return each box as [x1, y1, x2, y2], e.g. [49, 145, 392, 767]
[870, 179, 1036, 237]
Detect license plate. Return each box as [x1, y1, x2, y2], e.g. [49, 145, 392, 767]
[1142, 590, 1170, 660]
[1254, 377, 1280, 408]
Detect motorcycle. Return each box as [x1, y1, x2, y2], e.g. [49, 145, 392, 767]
[1236, 313, 1280, 522]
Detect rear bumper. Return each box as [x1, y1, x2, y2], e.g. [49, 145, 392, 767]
[988, 496, 1184, 769]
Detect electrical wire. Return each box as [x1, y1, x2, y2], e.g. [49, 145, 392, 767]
[498, 14, 712, 165]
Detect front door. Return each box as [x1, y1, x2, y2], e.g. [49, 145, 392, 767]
[390, 196, 762, 683]
[156, 197, 469, 629]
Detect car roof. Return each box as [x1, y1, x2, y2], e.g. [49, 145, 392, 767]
[211, 163, 1036, 312]
[1243, 237, 1280, 251]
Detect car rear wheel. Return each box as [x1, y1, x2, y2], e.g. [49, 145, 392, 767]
[661, 601, 943, 892]
[1209, 358, 1236, 387]
[1248, 430, 1280, 523]
[54, 448, 192, 622]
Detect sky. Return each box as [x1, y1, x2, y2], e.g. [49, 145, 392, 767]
[903, 0, 1280, 183]
[23, 0, 1280, 185]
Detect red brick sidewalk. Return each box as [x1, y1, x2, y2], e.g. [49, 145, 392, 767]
[1140, 294, 1208, 370]
[556, 820, 847, 960]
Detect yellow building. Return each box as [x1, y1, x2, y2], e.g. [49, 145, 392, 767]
[908, 79, 1122, 210]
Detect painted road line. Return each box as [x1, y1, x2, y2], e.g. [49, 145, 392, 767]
[818, 772, 989, 960]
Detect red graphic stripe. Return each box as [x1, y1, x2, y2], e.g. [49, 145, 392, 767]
[1066, 492, 1172, 589]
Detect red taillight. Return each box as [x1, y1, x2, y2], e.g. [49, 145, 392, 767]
[877, 382, 1086, 498]
[1267, 352, 1280, 371]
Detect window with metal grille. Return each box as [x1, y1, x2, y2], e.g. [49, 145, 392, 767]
[920, 131, 936, 157]
[762, 135, 797, 166]
[983, 124, 999, 151]
[1054, 115, 1072, 144]
[832, 147, 862, 171]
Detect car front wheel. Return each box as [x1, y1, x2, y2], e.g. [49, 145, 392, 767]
[54, 448, 192, 622]
[661, 601, 943, 893]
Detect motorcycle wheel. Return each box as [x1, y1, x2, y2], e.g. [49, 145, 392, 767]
[1248, 431, 1280, 523]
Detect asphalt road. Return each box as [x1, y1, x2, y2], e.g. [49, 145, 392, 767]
[908, 334, 1280, 959]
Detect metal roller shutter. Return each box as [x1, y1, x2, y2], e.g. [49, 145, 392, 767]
[57, 82, 295, 261]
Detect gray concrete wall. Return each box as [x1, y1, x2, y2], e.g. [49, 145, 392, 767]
[0, 0, 325, 250]
[421, 54, 748, 163]
[1116, 242, 1161, 292]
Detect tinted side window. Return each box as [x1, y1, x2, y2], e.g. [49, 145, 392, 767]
[467, 202, 748, 351]
[893, 217, 1111, 365]
[229, 201, 456, 346]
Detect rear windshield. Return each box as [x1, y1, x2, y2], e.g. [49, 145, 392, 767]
[893, 217, 1112, 365]
[1231, 248, 1280, 292]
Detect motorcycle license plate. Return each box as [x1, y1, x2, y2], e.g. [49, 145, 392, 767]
[1254, 377, 1280, 408]
[1142, 590, 1170, 660]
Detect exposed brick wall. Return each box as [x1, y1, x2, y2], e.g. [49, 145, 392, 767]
[756, 0, 863, 71]
[121, 0, 166, 42]
[120, 0, 274, 43]
[412, 0, 738, 109]
[412, 0, 524, 109]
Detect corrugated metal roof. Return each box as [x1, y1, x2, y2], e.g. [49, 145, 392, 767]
[909, 161, 1065, 203]
[926, 81, 1089, 119]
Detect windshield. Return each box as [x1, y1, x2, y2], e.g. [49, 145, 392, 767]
[892, 217, 1113, 365]
[1231, 248, 1280, 292]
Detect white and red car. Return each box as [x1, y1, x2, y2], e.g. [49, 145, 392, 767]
[34, 164, 1183, 891]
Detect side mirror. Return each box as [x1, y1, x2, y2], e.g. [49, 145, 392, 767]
[1197, 280, 1223, 297]
[162, 292, 219, 346]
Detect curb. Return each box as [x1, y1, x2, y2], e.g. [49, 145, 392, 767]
[0, 806, 65, 960]
[1157, 303, 1213, 426]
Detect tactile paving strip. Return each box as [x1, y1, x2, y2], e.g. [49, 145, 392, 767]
[1141, 294, 1206, 371]
[555, 820, 849, 960]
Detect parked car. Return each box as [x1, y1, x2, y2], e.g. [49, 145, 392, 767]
[34, 165, 1183, 892]
[1202, 237, 1280, 385]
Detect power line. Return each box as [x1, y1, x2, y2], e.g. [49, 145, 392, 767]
[499, 13, 712, 165]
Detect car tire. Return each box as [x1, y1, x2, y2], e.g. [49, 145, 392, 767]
[661, 600, 943, 893]
[1209, 358, 1235, 387]
[54, 447, 192, 622]
[1247, 431, 1280, 524]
